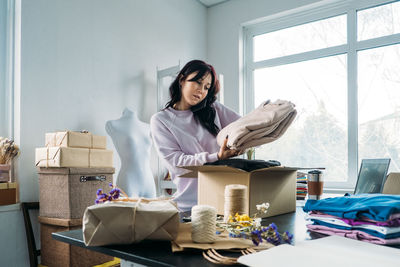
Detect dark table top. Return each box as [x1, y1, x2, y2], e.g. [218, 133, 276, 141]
[53, 206, 315, 267]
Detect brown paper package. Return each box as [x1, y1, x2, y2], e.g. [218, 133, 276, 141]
[35, 147, 113, 168]
[45, 131, 107, 149]
[83, 199, 179, 246]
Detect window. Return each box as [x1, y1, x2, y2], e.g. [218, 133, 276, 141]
[243, 0, 400, 190]
[0, 0, 20, 139]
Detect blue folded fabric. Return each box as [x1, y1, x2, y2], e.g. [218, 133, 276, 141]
[303, 194, 400, 222]
[310, 220, 400, 239]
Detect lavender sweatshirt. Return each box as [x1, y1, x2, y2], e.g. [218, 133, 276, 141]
[150, 101, 240, 211]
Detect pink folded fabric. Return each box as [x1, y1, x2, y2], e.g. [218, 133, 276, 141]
[309, 211, 400, 227]
[306, 224, 400, 245]
[217, 100, 297, 150]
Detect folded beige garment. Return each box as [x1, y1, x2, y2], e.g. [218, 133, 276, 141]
[83, 199, 179, 246]
[217, 100, 297, 150]
[172, 223, 274, 252]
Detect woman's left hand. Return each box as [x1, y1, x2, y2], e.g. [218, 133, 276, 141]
[218, 136, 242, 160]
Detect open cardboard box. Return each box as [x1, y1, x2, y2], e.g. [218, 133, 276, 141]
[179, 165, 302, 218]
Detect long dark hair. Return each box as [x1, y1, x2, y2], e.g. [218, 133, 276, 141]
[165, 60, 220, 136]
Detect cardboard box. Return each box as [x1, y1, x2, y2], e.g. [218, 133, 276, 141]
[180, 165, 298, 218]
[35, 147, 113, 168]
[0, 164, 10, 182]
[383, 172, 400, 195]
[45, 131, 107, 149]
[38, 167, 114, 219]
[0, 182, 17, 205]
[39, 216, 113, 267]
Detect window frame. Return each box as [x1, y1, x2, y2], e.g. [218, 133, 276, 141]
[242, 0, 400, 191]
[1, 0, 20, 140]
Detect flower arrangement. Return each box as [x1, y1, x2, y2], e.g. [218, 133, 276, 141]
[217, 202, 293, 246]
[0, 137, 20, 164]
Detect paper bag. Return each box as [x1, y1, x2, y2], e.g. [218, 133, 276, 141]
[83, 199, 179, 246]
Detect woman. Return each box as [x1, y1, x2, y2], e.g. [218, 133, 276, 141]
[150, 60, 241, 212]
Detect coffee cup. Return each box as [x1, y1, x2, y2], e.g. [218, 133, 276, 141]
[308, 170, 323, 200]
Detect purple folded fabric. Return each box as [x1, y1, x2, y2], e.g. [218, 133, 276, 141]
[306, 224, 400, 245]
[309, 211, 400, 227]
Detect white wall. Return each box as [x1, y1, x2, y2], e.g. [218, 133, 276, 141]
[19, 0, 207, 202]
[207, 0, 322, 113]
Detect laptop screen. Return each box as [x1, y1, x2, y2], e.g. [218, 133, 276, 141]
[354, 158, 391, 194]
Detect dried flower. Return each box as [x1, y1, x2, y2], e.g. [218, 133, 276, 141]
[95, 184, 125, 204]
[216, 203, 293, 246]
[0, 137, 20, 164]
[256, 202, 270, 214]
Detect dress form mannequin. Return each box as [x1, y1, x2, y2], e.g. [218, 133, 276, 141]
[105, 108, 156, 198]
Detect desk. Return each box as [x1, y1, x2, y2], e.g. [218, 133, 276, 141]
[52, 205, 400, 266]
[52, 206, 317, 266]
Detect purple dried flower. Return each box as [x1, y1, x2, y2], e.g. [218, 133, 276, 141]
[251, 230, 263, 245]
[267, 230, 282, 246]
[94, 184, 123, 203]
[269, 223, 278, 231]
[283, 231, 293, 244]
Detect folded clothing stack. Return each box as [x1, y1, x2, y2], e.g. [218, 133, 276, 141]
[296, 172, 307, 200]
[217, 99, 297, 150]
[303, 194, 400, 245]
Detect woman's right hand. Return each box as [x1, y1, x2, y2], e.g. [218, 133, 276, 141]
[218, 136, 242, 160]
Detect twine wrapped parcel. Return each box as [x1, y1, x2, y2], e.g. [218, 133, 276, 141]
[83, 198, 179, 246]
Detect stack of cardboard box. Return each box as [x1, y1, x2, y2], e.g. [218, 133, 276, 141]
[35, 131, 114, 267]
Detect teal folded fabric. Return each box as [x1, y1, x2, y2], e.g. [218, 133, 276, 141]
[303, 194, 400, 222]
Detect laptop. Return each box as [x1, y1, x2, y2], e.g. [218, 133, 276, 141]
[354, 158, 391, 194]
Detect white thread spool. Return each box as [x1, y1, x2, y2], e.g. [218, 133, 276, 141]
[224, 184, 247, 222]
[191, 205, 217, 243]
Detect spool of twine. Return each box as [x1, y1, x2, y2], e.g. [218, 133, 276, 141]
[224, 184, 247, 222]
[191, 205, 217, 243]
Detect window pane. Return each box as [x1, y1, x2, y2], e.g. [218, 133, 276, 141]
[253, 15, 346, 61]
[358, 1, 400, 41]
[358, 44, 400, 173]
[254, 55, 347, 182]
